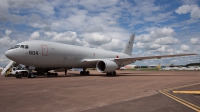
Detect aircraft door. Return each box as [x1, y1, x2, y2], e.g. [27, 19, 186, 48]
[41, 45, 48, 56]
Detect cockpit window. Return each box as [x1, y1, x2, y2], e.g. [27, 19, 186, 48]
[15, 45, 20, 48]
[25, 45, 29, 49]
[10, 45, 29, 49]
[20, 45, 24, 48]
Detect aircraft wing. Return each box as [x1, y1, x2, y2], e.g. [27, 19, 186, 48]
[82, 53, 197, 64]
[114, 53, 197, 63]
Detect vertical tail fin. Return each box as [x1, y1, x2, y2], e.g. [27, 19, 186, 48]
[122, 34, 135, 56]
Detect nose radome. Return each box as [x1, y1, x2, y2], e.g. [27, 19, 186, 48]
[5, 50, 13, 59]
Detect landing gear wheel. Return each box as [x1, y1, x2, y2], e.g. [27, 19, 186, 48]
[80, 71, 90, 75]
[112, 71, 116, 76]
[45, 72, 49, 77]
[106, 71, 116, 76]
[86, 71, 90, 75]
[80, 71, 84, 75]
[15, 72, 21, 79]
[16, 75, 18, 79]
[106, 73, 111, 76]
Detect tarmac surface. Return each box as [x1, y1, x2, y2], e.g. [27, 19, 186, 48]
[0, 70, 200, 112]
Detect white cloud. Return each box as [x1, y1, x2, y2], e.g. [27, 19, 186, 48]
[100, 39, 125, 51]
[180, 0, 198, 5]
[44, 31, 57, 37]
[135, 42, 147, 49]
[181, 44, 190, 51]
[0, 36, 17, 47]
[176, 4, 200, 19]
[135, 42, 161, 50]
[149, 44, 161, 50]
[82, 32, 112, 45]
[5, 30, 12, 36]
[190, 6, 200, 19]
[135, 34, 151, 43]
[0, 55, 9, 67]
[45, 31, 85, 45]
[155, 36, 179, 45]
[0, 30, 17, 47]
[134, 27, 181, 52]
[0, 0, 9, 22]
[135, 27, 176, 44]
[74, 0, 119, 11]
[175, 4, 194, 14]
[190, 38, 199, 45]
[157, 46, 175, 53]
[29, 31, 40, 40]
[150, 27, 175, 38]
[49, 31, 77, 43]
[83, 26, 103, 33]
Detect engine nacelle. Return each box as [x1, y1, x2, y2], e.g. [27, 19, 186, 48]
[96, 60, 118, 73]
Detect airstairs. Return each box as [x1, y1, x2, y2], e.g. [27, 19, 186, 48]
[1, 60, 15, 76]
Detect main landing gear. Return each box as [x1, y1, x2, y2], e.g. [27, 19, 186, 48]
[80, 68, 90, 75]
[106, 71, 116, 76]
[80, 71, 90, 75]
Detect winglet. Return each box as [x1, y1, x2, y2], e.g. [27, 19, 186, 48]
[122, 34, 135, 56]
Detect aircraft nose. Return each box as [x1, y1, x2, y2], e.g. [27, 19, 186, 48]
[5, 50, 14, 59]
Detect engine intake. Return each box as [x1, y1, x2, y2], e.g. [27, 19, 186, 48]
[96, 60, 118, 73]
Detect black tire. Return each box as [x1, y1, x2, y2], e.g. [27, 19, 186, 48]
[86, 71, 90, 75]
[24, 72, 28, 77]
[45, 72, 49, 77]
[16, 72, 19, 79]
[80, 71, 84, 75]
[18, 76, 22, 79]
[29, 73, 35, 78]
[112, 71, 116, 76]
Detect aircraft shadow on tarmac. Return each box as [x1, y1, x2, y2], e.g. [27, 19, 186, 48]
[21, 73, 193, 79]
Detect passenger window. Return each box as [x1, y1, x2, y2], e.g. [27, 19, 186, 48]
[25, 45, 29, 49]
[20, 45, 24, 48]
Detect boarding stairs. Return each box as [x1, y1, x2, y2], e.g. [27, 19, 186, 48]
[1, 60, 15, 76]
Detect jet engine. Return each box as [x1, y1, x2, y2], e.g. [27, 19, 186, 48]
[96, 60, 119, 73]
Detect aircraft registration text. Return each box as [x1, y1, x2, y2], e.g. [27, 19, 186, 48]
[29, 51, 38, 55]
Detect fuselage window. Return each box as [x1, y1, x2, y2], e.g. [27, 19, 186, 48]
[20, 45, 24, 48]
[25, 45, 29, 49]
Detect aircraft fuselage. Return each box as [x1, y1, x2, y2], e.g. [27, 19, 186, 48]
[5, 41, 131, 68]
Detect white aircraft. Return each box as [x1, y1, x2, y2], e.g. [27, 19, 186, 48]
[5, 34, 196, 77]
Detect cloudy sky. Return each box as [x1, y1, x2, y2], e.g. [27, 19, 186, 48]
[0, 0, 200, 67]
